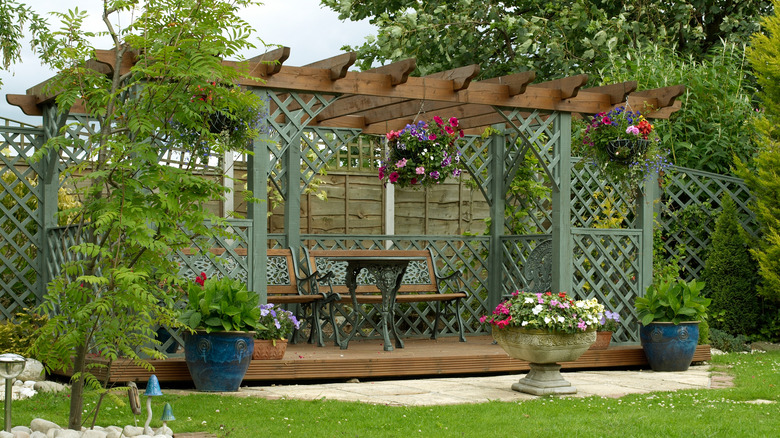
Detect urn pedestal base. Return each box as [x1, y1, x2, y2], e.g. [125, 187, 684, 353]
[511, 363, 577, 395]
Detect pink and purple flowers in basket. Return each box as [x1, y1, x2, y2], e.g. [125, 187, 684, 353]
[378, 116, 465, 189]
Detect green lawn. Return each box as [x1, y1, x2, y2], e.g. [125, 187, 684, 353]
[9, 351, 779, 437]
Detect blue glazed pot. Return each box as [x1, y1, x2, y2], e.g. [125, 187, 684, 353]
[640, 322, 699, 371]
[184, 331, 254, 392]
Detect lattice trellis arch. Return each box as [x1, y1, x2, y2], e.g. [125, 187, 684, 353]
[4, 46, 687, 348]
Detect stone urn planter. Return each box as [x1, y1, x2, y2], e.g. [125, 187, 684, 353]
[184, 331, 254, 392]
[492, 327, 596, 395]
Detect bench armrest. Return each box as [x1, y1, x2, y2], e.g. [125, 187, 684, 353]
[435, 269, 467, 295]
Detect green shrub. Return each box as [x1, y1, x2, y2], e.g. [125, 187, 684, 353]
[698, 317, 710, 345]
[702, 195, 763, 336]
[709, 328, 751, 353]
[0, 310, 47, 357]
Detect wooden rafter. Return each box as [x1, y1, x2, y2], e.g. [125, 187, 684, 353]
[6, 45, 684, 126]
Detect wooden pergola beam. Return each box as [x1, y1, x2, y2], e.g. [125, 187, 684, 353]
[248, 46, 290, 76]
[630, 85, 686, 109]
[424, 64, 480, 91]
[365, 59, 417, 86]
[480, 71, 536, 96]
[529, 74, 589, 99]
[303, 52, 357, 80]
[580, 81, 637, 105]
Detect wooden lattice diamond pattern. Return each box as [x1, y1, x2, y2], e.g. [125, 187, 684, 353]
[572, 230, 641, 343]
[571, 162, 637, 229]
[1, 127, 45, 318]
[660, 166, 756, 280]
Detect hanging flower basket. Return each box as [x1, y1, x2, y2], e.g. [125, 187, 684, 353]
[378, 116, 465, 189]
[579, 106, 669, 192]
[605, 138, 650, 162]
[208, 110, 240, 134]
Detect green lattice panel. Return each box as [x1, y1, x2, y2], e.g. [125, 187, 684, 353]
[572, 229, 641, 343]
[571, 160, 637, 229]
[500, 236, 552, 295]
[1, 126, 45, 319]
[304, 234, 490, 342]
[498, 109, 561, 189]
[301, 127, 362, 190]
[660, 166, 756, 280]
[265, 91, 340, 200]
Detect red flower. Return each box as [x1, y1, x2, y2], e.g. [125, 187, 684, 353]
[195, 272, 207, 287]
[389, 171, 400, 183]
[433, 116, 443, 125]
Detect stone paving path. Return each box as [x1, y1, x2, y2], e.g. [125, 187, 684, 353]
[169, 364, 729, 406]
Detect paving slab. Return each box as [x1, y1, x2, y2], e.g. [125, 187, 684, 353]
[188, 364, 722, 406]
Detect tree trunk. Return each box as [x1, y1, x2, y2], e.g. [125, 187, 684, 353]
[68, 344, 88, 430]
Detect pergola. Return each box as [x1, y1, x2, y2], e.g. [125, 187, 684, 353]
[6, 46, 683, 345]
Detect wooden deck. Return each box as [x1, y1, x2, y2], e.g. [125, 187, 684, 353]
[62, 336, 712, 385]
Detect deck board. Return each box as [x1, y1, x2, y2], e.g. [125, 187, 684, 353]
[61, 336, 712, 384]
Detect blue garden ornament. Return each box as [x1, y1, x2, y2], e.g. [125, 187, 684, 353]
[144, 374, 163, 434]
[144, 374, 163, 396]
[161, 402, 175, 426]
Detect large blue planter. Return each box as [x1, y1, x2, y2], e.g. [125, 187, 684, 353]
[640, 322, 699, 371]
[184, 331, 254, 392]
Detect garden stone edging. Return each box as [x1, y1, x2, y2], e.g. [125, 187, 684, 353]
[0, 418, 173, 438]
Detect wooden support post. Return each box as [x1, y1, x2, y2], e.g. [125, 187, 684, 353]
[248, 90, 270, 301]
[637, 174, 658, 297]
[222, 151, 234, 217]
[487, 127, 506, 311]
[39, 104, 67, 298]
[551, 113, 572, 295]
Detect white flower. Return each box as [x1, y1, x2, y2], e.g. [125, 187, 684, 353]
[557, 316, 565, 323]
[544, 316, 552, 324]
[524, 297, 535, 304]
[576, 301, 586, 308]
[532, 304, 543, 315]
[521, 321, 529, 326]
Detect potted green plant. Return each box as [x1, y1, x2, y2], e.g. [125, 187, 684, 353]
[481, 291, 603, 395]
[378, 116, 465, 189]
[252, 304, 301, 360]
[634, 275, 711, 371]
[579, 106, 668, 194]
[180, 272, 261, 392]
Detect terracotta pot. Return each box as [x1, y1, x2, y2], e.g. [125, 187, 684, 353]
[252, 339, 288, 360]
[590, 331, 613, 350]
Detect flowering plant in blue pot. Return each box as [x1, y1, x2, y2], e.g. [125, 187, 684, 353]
[378, 116, 465, 189]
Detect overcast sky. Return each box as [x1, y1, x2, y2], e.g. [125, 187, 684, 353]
[0, 0, 375, 124]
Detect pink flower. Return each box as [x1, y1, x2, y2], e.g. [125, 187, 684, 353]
[449, 117, 459, 127]
[396, 158, 407, 168]
[429, 133, 437, 140]
[433, 116, 443, 125]
[602, 116, 611, 125]
[444, 125, 455, 134]
[389, 172, 399, 183]
[626, 125, 640, 135]
[416, 166, 425, 175]
[386, 130, 400, 141]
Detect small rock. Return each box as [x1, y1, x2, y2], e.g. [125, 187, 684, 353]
[346, 378, 360, 383]
[13, 380, 22, 387]
[0, 430, 13, 438]
[104, 426, 122, 436]
[30, 432, 47, 438]
[122, 425, 144, 437]
[11, 425, 31, 434]
[19, 359, 45, 382]
[105, 430, 122, 438]
[30, 419, 61, 434]
[12, 431, 30, 438]
[155, 425, 173, 436]
[82, 429, 108, 438]
[33, 382, 68, 394]
[52, 430, 80, 438]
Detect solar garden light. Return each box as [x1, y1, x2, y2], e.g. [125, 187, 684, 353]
[0, 353, 26, 432]
[143, 375, 163, 435]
